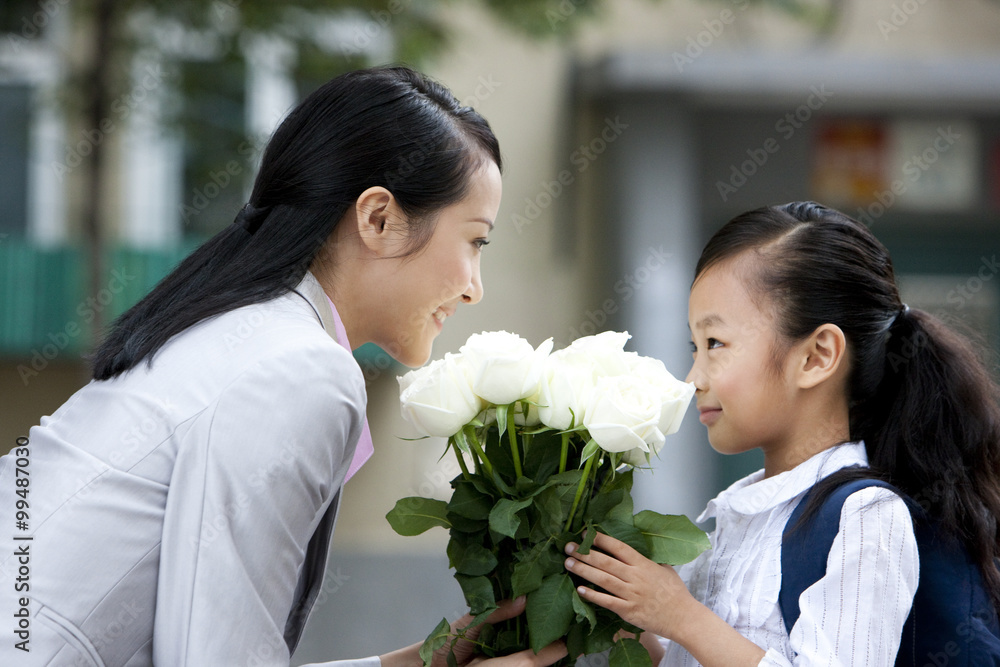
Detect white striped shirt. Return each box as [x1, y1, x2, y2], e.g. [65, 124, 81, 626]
[657, 441, 919, 666]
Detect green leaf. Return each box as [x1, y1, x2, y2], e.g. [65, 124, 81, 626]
[458, 605, 499, 635]
[419, 617, 451, 667]
[580, 437, 600, 463]
[447, 511, 488, 534]
[526, 573, 576, 653]
[484, 426, 517, 482]
[609, 638, 652, 667]
[511, 539, 564, 597]
[597, 519, 650, 558]
[522, 429, 562, 484]
[489, 497, 534, 539]
[583, 610, 620, 655]
[467, 473, 496, 497]
[566, 620, 588, 660]
[571, 587, 597, 631]
[448, 480, 494, 521]
[633, 511, 711, 565]
[448, 540, 498, 576]
[455, 574, 496, 615]
[452, 430, 471, 456]
[496, 404, 509, 440]
[386, 497, 451, 536]
[531, 478, 582, 541]
[586, 487, 626, 525]
[576, 524, 597, 555]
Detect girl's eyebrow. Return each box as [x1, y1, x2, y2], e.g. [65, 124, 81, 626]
[690, 314, 724, 330]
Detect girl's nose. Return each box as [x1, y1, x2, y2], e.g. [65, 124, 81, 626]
[685, 363, 704, 391]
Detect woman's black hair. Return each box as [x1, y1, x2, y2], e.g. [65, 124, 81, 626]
[695, 201, 1000, 610]
[92, 65, 502, 380]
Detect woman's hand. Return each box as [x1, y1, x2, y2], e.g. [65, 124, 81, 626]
[434, 597, 566, 667]
[380, 598, 567, 667]
[563, 531, 694, 640]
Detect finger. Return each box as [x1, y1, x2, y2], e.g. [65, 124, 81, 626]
[476, 641, 568, 667]
[564, 542, 631, 580]
[574, 584, 626, 615]
[590, 532, 643, 565]
[485, 596, 527, 623]
[564, 555, 627, 594]
[532, 641, 569, 666]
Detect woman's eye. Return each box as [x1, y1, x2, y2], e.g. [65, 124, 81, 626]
[688, 341, 697, 354]
[707, 338, 723, 349]
[474, 238, 490, 250]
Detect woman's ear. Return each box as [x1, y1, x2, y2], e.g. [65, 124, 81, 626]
[354, 186, 406, 255]
[796, 323, 847, 389]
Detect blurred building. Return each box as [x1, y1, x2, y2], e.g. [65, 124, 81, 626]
[2, 1, 1000, 664]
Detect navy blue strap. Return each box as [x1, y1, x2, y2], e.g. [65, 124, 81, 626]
[779, 478, 897, 634]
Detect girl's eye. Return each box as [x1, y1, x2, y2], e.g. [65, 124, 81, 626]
[688, 341, 697, 354]
[707, 337, 723, 350]
[474, 238, 490, 250]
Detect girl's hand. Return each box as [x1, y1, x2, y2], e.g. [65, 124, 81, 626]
[564, 533, 765, 667]
[563, 532, 694, 641]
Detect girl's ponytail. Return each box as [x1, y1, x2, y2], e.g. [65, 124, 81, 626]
[695, 201, 1000, 610]
[863, 307, 1000, 606]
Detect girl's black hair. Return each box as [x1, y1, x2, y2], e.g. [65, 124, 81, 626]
[93, 65, 502, 380]
[696, 201, 1000, 610]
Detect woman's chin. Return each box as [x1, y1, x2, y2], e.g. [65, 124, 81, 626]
[390, 343, 433, 369]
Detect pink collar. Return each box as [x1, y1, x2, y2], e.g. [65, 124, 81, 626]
[326, 295, 373, 482]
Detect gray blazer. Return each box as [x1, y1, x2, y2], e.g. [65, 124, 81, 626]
[0, 272, 378, 667]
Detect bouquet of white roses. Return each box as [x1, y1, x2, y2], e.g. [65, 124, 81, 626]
[386, 331, 706, 667]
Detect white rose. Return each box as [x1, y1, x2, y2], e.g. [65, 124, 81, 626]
[398, 353, 484, 437]
[625, 353, 696, 437]
[583, 375, 665, 454]
[460, 331, 554, 406]
[537, 347, 599, 430]
[566, 331, 632, 376]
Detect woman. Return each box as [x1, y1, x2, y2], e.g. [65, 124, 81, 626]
[0, 66, 567, 667]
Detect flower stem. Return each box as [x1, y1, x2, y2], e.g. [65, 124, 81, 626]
[465, 425, 493, 477]
[506, 404, 523, 479]
[454, 445, 471, 480]
[559, 432, 570, 474]
[564, 453, 596, 532]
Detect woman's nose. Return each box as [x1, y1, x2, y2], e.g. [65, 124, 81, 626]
[462, 265, 484, 305]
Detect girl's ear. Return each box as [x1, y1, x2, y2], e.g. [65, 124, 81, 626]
[354, 186, 407, 256]
[796, 323, 847, 389]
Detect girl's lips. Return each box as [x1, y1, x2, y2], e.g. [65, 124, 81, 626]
[699, 407, 722, 425]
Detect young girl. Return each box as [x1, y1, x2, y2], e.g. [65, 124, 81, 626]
[563, 201, 1000, 666]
